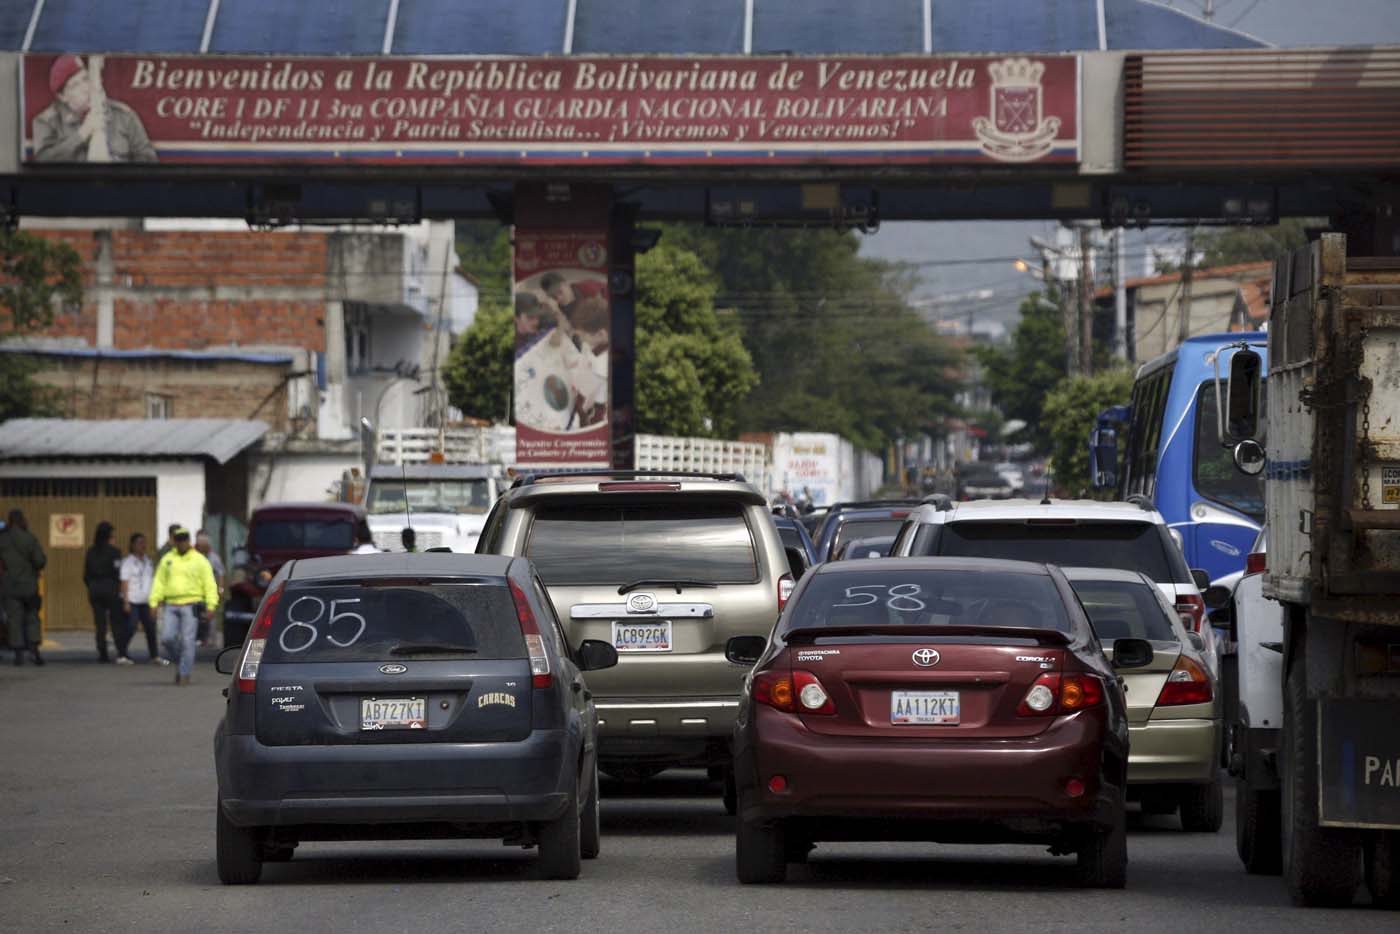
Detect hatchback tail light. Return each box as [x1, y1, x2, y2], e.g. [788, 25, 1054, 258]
[778, 573, 795, 610]
[752, 669, 835, 715]
[1246, 552, 1266, 575]
[1176, 593, 1205, 633]
[509, 579, 552, 689]
[1156, 655, 1213, 706]
[237, 583, 284, 695]
[1017, 672, 1104, 717]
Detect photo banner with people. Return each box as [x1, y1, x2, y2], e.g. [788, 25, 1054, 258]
[513, 231, 612, 467]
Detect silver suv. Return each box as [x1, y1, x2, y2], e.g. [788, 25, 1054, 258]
[477, 471, 792, 803]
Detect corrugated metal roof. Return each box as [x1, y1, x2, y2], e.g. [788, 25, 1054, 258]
[0, 418, 269, 464]
[0, 0, 1268, 54]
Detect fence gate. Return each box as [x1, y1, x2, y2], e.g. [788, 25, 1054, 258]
[1, 477, 158, 633]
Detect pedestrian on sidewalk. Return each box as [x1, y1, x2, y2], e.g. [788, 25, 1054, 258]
[156, 523, 180, 561]
[0, 509, 47, 667]
[120, 531, 165, 665]
[150, 527, 218, 686]
[194, 529, 225, 647]
[84, 520, 127, 663]
[401, 527, 417, 553]
[352, 520, 380, 555]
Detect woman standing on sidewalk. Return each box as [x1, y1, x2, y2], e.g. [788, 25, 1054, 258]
[83, 521, 127, 664]
[119, 532, 165, 665]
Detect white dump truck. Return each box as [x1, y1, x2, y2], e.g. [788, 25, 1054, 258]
[1218, 233, 1400, 908]
[364, 428, 506, 552]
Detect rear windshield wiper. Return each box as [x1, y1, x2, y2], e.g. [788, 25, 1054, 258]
[617, 579, 720, 595]
[389, 643, 478, 655]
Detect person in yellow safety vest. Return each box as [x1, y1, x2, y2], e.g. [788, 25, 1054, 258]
[150, 527, 218, 686]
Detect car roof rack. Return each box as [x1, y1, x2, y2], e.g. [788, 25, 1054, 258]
[830, 498, 926, 512]
[510, 469, 747, 489]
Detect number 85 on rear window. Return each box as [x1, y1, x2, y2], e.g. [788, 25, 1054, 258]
[278, 596, 367, 653]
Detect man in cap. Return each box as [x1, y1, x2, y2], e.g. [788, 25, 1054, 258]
[149, 527, 218, 685]
[32, 54, 157, 163]
[0, 510, 47, 667]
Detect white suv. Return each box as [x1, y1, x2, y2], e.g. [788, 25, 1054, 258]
[890, 498, 1215, 671]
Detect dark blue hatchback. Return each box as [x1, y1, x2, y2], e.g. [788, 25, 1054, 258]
[213, 553, 617, 884]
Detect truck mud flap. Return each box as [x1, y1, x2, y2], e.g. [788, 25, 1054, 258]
[1318, 698, 1400, 829]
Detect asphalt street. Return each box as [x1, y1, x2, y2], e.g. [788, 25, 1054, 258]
[0, 650, 1386, 933]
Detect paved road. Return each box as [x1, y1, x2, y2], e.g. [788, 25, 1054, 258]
[0, 651, 1386, 933]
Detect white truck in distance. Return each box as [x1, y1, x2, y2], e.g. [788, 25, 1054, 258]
[364, 429, 505, 552]
[1221, 233, 1400, 909]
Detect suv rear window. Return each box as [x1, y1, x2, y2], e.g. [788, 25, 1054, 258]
[785, 568, 1070, 634]
[832, 519, 904, 555]
[261, 581, 524, 662]
[1069, 579, 1179, 642]
[526, 503, 758, 585]
[253, 519, 354, 550]
[933, 521, 1188, 583]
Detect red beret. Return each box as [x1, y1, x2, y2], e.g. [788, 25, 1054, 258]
[49, 54, 84, 96]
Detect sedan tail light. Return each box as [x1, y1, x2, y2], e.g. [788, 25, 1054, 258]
[1245, 552, 1266, 575]
[237, 583, 284, 694]
[509, 579, 552, 689]
[752, 669, 835, 715]
[1017, 672, 1104, 717]
[1156, 655, 1213, 706]
[778, 573, 795, 610]
[1176, 593, 1205, 633]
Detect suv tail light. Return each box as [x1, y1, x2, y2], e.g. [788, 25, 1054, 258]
[1017, 672, 1104, 717]
[509, 579, 552, 689]
[237, 583, 284, 694]
[778, 573, 795, 610]
[1246, 552, 1266, 575]
[1176, 593, 1205, 633]
[1156, 655, 1213, 706]
[752, 669, 835, 715]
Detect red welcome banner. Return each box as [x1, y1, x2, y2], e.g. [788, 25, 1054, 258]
[21, 53, 1079, 166]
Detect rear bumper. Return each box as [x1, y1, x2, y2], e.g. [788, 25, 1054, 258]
[595, 696, 739, 763]
[215, 728, 575, 828]
[737, 706, 1120, 833]
[1127, 718, 1220, 785]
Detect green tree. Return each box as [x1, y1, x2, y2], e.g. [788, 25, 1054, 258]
[0, 230, 82, 421]
[1196, 218, 1316, 268]
[443, 301, 513, 423]
[975, 290, 1068, 453]
[1042, 368, 1134, 497]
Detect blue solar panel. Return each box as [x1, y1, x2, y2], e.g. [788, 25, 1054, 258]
[753, 0, 923, 54]
[573, 0, 745, 54]
[392, 0, 565, 54]
[0, 0, 35, 50]
[28, 0, 207, 53]
[1105, 0, 1264, 49]
[210, 0, 389, 54]
[931, 0, 1098, 53]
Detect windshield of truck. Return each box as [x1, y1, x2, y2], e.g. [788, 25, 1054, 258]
[1193, 384, 1266, 520]
[366, 479, 491, 515]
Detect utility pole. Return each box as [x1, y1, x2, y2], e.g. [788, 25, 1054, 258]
[1178, 228, 1195, 346]
[1113, 228, 1129, 362]
[1078, 225, 1094, 375]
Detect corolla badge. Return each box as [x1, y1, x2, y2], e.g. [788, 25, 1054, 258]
[627, 592, 658, 614]
[912, 648, 941, 668]
[379, 664, 407, 675]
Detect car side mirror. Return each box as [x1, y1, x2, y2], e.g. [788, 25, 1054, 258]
[214, 646, 241, 675]
[1233, 439, 1265, 477]
[725, 635, 767, 666]
[577, 639, 619, 672]
[1203, 584, 1233, 610]
[1088, 426, 1119, 489]
[1226, 347, 1263, 441]
[1111, 638, 1154, 669]
[1190, 569, 1211, 592]
[784, 546, 808, 581]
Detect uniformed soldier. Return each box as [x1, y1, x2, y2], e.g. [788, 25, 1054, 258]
[0, 510, 48, 666]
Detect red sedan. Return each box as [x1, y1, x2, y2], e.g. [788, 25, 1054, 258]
[728, 557, 1152, 887]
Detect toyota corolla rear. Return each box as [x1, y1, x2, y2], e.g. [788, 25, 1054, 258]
[734, 559, 1128, 842]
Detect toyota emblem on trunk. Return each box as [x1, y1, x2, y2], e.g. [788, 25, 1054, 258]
[912, 648, 941, 668]
[627, 593, 657, 613]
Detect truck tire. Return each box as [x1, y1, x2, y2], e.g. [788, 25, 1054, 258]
[1281, 647, 1361, 906]
[216, 802, 263, 885]
[736, 792, 787, 884]
[537, 790, 582, 880]
[1179, 778, 1224, 833]
[1366, 832, 1400, 909]
[1235, 778, 1282, 875]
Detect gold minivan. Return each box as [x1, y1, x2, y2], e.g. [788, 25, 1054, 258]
[477, 471, 797, 810]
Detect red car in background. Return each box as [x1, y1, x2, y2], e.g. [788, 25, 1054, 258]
[728, 557, 1152, 887]
[223, 502, 365, 648]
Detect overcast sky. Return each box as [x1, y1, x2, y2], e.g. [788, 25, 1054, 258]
[861, 0, 1400, 334]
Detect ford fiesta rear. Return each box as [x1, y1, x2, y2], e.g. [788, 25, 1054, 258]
[730, 558, 1145, 887]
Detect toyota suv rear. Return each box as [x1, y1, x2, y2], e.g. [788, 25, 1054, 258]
[478, 471, 790, 803]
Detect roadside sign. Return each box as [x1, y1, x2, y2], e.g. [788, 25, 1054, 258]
[48, 513, 85, 548]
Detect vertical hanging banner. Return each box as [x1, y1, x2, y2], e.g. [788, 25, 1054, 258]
[513, 229, 612, 467]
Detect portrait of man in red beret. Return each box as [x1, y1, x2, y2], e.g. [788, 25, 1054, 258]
[32, 54, 157, 163]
